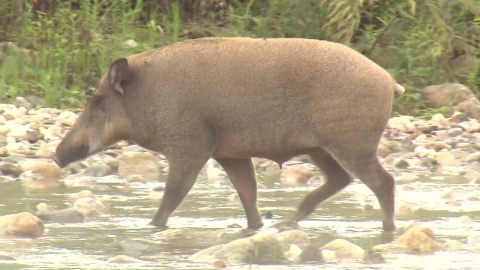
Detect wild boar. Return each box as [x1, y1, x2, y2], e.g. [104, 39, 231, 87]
[51, 37, 405, 232]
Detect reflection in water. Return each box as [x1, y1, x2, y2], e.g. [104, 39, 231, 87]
[1, 173, 480, 269]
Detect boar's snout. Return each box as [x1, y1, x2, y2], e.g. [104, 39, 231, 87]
[51, 135, 90, 169]
[50, 153, 64, 168]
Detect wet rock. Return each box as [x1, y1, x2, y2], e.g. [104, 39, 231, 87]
[0, 148, 7, 157]
[103, 156, 119, 172]
[73, 197, 106, 217]
[432, 141, 451, 151]
[467, 194, 480, 201]
[443, 239, 463, 250]
[442, 137, 457, 147]
[107, 255, 143, 264]
[0, 175, 16, 184]
[401, 181, 422, 191]
[456, 143, 472, 150]
[212, 260, 227, 268]
[113, 239, 150, 256]
[280, 166, 315, 187]
[152, 184, 165, 192]
[285, 244, 302, 263]
[447, 127, 464, 137]
[463, 120, 480, 133]
[362, 203, 374, 212]
[467, 235, 480, 249]
[417, 158, 438, 168]
[15, 96, 32, 109]
[385, 141, 403, 153]
[450, 149, 469, 159]
[228, 193, 238, 202]
[440, 189, 456, 200]
[55, 111, 77, 127]
[36, 205, 84, 223]
[464, 161, 480, 173]
[269, 220, 302, 231]
[392, 157, 409, 169]
[416, 123, 437, 134]
[396, 202, 417, 216]
[252, 157, 271, 172]
[430, 114, 451, 129]
[188, 231, 285, 264]
[226, 223, 242, 229]
[154, 229, 226, 244]
[0, 212, 44, 238]
[455, 215, 472, 225]
[0, 253, 16, 261]
[204, 159, 227, 182]
[298, 243, 323, 262]
[23, 129, 43, 143]
[388, 116, 414, 131]
[21, 160, 63, 179]
[84, 164, 112, 177]
[118, 152, 161, 181]
[465, 152, 480, 163]
[320, 239, 365, 260]
[0, 162, 23, 177]
[374, 225, 440, 254]
[377, 144, 390, 157]
[63, 174, 96, 188]
[7, 124, 29, 139]
[68, 190, 96, 204]
[0, 135, 6, 147]
[276, 229, 310, 248]
[451, 112, 469, 123]
[446, 199, 462, 206]
[435, 152, 460, 167]
[413, 134, 429, 143]
[126, 174, 147, 184]
[18, 160, 64, 189]
[398, 172, 418, 182]
[362, 252, 386, 264]
[423, 83, 480, 120]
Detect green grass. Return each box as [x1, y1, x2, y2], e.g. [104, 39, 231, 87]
[0, 0, 479, 116]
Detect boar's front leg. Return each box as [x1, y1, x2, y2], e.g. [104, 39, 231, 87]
[215, 157, 263, 230]
[149, 155, 209, 229]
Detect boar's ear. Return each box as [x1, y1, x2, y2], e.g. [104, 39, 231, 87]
[108, 58, 130, 95]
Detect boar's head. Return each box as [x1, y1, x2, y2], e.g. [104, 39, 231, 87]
[51, 58, 132, 168]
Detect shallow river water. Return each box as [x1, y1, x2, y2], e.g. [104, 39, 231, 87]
[1, 167, 480, 270]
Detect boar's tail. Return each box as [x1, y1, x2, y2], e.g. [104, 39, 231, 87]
[394, 82, 405, 96]
[388, 74, 405, 96]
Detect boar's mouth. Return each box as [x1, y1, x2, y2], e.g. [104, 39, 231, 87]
[51, 144, 90, 169]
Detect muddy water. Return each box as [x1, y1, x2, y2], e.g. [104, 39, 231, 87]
[1, 171, 480, 269]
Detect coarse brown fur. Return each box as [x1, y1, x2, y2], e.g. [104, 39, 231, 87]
[52, 37, 405, 233]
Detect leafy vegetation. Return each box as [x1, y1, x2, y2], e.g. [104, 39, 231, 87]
[0, 0, 479, 115]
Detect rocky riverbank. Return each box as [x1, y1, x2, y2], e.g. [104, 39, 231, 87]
[2, 83, 480, 267]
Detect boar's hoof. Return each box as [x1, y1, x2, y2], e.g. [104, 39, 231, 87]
[239, 228, 259, 237]
[248, 222, 264, 231]
[379, 231, 396, 244]
[148, 221, 169, 231]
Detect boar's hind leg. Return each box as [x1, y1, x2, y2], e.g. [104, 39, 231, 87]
[149, 156, 209, 229]
[215, 157, 263, 230]
[330, 148, 396, 232]
[294, 148, 352, 222]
